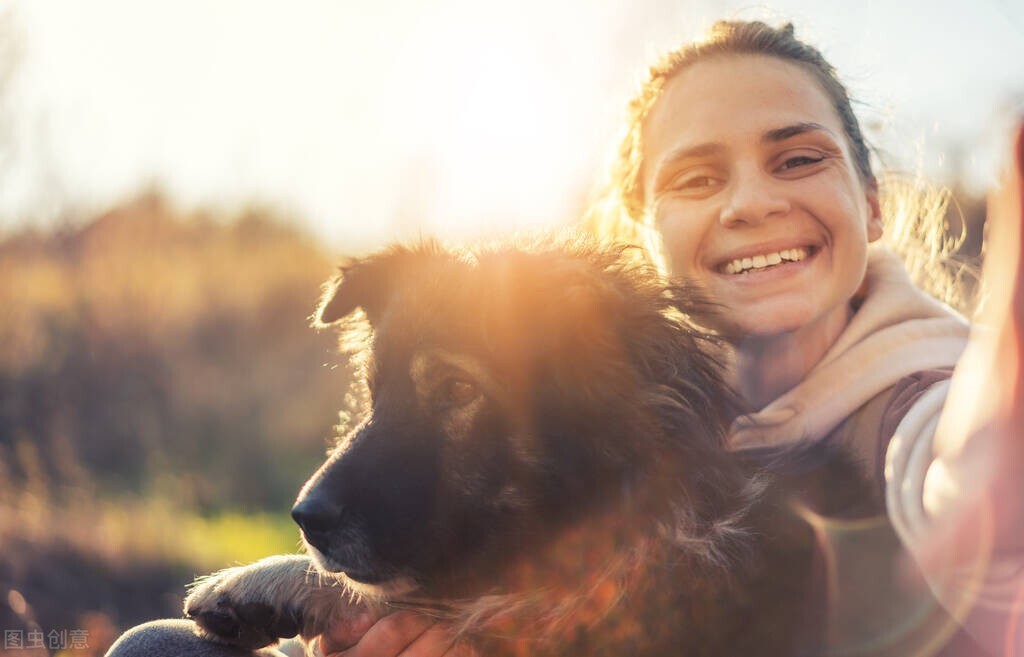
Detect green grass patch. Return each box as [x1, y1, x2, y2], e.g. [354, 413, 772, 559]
[1, 489, 304, 573]
[180, 510, 303, 567]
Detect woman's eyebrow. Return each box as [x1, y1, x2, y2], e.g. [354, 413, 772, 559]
[762, 122, 836, 143]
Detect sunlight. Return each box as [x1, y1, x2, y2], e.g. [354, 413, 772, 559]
[379, 10, 595, 242]
[5, 0, 614, 249]
[4, 0, 1021, 249]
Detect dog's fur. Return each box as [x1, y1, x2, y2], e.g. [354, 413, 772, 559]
[185, 237, 887, 655]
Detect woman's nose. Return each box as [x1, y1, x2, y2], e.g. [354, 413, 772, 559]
[719, 172, 790, 227]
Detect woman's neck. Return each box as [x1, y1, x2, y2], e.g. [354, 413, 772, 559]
[733, 305, 853, 409]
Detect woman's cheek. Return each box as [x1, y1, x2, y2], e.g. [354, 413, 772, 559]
[656, 211, 703, 278]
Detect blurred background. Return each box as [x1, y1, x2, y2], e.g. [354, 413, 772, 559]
[0, 0, 1020, 655]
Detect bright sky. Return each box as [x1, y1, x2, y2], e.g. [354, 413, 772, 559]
[1, 0, 1022, 251]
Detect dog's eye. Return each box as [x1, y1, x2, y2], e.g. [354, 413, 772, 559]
[440, 378, 479, 408]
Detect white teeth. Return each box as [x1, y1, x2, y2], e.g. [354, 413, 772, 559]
[721, 247, 809, 275]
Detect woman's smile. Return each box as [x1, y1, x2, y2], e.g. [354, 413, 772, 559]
[716, 245, 811, 275]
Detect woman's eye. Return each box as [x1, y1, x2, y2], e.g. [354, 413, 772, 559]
[683, 176, 715, 188]
[779, 154, 825, 171]
[440, 378, 479, 408]
[670, 174, 718, 192]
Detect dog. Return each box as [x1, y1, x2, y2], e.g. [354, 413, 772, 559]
[183, 237, 896, 655]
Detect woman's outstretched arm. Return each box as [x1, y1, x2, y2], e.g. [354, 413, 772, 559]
[890, 119, 1024, 655]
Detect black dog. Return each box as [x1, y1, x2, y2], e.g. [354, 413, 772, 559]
[184, 237, 946, 656]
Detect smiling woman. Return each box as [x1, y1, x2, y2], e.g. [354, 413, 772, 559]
[592, 21, 968, 405]
[587, 19, 1023, 656]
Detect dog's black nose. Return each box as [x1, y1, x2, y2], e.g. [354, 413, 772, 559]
[291, 497, 343, 535]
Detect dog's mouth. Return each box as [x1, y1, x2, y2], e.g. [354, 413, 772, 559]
[304, 541, 376, 579]
[304, 541, 420, 598]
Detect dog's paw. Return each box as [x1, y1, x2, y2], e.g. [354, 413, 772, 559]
[185, 555, 314, 649]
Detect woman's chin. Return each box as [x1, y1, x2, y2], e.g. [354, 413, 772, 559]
[716, 311, 812, 343]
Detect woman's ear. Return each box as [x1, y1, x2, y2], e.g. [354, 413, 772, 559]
[865, 179, 884, 243]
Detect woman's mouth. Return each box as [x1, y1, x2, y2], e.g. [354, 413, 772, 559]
[717, 246, 815, 275]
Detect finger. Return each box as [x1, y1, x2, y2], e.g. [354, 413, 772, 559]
[394, 623, 468, 657]
[320, 609, 379, 653]
[332, 612, 435, 657]
[440, 634, 480, 657]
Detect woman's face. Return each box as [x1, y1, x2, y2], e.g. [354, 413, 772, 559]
[641, 55, 882, 339]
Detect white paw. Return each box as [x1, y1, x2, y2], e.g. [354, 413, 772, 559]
[185, 555, 324, 649]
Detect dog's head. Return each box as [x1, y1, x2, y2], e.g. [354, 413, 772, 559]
[292, 238, 738, 598]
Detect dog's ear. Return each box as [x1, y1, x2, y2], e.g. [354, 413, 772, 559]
[314, 243, 449, 327]
[315, 259, 383, 327]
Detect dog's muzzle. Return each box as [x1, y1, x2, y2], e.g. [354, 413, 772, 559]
[291, 495, 381, 581]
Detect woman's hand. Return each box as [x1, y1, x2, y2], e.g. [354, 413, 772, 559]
[317, 611, 477, 657]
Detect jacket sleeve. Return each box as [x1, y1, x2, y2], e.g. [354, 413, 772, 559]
[885, 379, 1024, 655]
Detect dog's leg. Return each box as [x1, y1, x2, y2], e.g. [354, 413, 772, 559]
[185, 555, 368, 650]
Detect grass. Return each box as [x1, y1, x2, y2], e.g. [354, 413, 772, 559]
[0, 482, 305, 654]
[1, 484, 303, 574]
[179, 509, 304, 567]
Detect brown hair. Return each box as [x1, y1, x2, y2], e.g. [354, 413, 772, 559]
[587, 20, 971, 312]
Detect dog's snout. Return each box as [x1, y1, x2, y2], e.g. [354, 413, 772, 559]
[291, 497, 343, 535]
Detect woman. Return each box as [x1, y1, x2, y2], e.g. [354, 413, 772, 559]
[317, 20, 1022, 657]
[587, 20, 1022, 656]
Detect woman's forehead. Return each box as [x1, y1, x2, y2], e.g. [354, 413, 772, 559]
[643, 54, 845, 157]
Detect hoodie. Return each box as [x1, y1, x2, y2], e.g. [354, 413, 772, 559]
[729, 247, 1022, 655]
